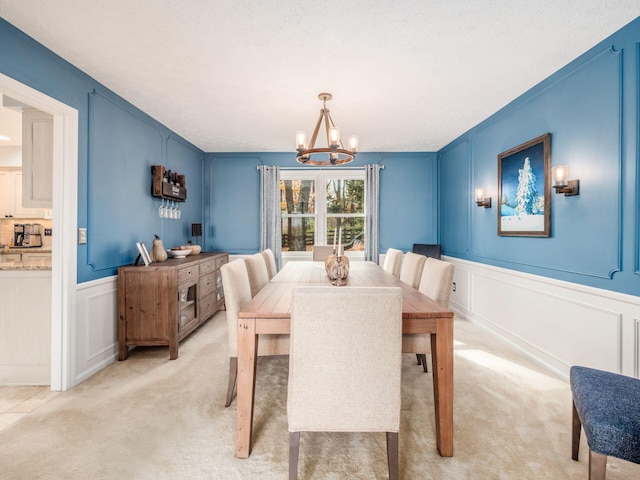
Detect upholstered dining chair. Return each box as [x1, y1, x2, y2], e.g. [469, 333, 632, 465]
[220, 259, 289, 407]
[312, 245, 335, 261]
[405, 257, 455, 372]
[399, 252, 427, 289]
[261, 248, 278, 280]
[382, 248, 403, 277]
[288, 286, 403, 480]
[570, 366, 640, 480]
[245, 252, 270, 297]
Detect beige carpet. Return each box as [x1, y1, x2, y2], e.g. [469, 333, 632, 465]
[0, 311, 637, 479]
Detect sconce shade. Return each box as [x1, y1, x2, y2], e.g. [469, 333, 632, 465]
[552, 165, 569, 186]
[552, 164, 580, 196]
[475, 187, 491, 208]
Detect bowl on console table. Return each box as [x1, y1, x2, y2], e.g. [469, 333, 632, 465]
[167, 248, 192, 258]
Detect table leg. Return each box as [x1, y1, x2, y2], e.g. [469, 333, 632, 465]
[236, 318, 258, 458]
[430, 318, 454, 457]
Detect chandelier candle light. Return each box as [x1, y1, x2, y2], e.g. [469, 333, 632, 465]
[296, 93, 358, 166]
[325, 227, 350, 285]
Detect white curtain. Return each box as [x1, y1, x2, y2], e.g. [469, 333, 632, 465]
[259, 165, 282, 269]
[365, 164, 381, 264]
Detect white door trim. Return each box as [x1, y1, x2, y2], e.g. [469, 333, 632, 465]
[0, 73, 79, 391]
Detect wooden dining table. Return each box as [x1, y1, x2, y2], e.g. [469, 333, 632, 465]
[236, 260, 455, 458]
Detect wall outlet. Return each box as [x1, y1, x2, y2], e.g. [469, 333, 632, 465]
[452, 282, 456, 292]
[44, 228, 52, 236]
[78, 228, 87, 244]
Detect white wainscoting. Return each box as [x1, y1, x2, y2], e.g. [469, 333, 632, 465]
[70, 258, 640, 386]
[446, 257, 640, 380]
[74, 275, 118, 385]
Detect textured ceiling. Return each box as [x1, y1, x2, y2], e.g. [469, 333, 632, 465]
[0, 1, 639, 152]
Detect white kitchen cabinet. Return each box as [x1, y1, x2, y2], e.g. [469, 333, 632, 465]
[0, 270, 51, 385]
[21, 252, 50, 262]
[0, 168, 47, 218]
[0, 169, 11, 218]
[0, 252, 21, 262]
[22, 108, 53, 208]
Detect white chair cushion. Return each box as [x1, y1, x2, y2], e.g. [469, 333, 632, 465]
[288, 286, 403, 433]
[262, 248, 277, 280]
[399, 252, 427, 289]
[245, 252, 270, 297]
[382, 248, 403, 277]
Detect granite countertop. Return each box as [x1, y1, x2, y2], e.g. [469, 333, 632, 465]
[1, 247, 53, 253]
[0, 247, 52, 270]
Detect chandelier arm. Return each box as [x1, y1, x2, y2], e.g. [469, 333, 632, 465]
[307, 110, 324, 150]
[298, 148, 353, 155]
[323, 108, 332, 148]
[296, 149, 354, 166]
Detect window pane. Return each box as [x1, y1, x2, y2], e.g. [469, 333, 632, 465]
[282, 217, 315, 252]
[328, 217, 365, 252]
[280, 179, 315, 214]
[326, 179, 364, 214]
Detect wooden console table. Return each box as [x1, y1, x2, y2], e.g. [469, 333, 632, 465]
[118, 251, 228, 360]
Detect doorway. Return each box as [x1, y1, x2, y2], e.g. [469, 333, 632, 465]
[0, 73, 78, 391]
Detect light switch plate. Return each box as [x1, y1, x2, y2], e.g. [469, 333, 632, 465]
[78, 228, 87, 244]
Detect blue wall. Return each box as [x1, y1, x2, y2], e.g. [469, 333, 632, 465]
[3, 15, 638, 297]
[439, 18, 640, 296]
[0, 19, 205, 283]
[206, 152, 438, 254]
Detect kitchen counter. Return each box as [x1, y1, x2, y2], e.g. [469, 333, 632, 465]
[0, 247, 52, 270]
[1, 247, 52, 253]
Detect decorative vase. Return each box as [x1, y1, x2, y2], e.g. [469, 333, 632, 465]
[187, 241, 201, 255]
[150, 234, 168, 262]
[324, 254, 350, 286]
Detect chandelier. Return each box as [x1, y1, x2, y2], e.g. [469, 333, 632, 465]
[295, 93, 358, 166]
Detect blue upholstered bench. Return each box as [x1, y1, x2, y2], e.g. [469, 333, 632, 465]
[570, 366, 640, 479]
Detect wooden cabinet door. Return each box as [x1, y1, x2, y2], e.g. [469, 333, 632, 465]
[123, 269, 174, 342]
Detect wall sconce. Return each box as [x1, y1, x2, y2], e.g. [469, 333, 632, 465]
[475, 188, 491, 208]
[552, 165, 580, 196]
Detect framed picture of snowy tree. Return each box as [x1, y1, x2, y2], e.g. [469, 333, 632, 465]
[497, 133, 551, 237]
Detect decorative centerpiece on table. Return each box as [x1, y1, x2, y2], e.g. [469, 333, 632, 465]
[324, 227, 350, 286]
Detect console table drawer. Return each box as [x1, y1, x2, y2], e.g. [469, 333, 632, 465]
[199, 258, 216, 275]
[200, 292, 218, 321]
[199, 271, 217, 298]
[178, 265, 199, 285]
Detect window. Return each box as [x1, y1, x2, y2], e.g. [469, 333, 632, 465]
[280, 170, 365, 256]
